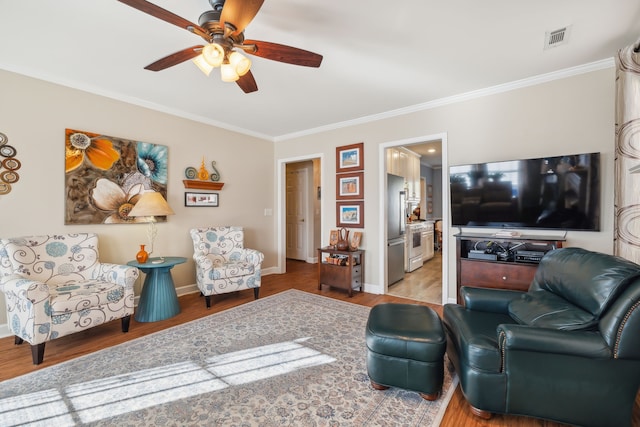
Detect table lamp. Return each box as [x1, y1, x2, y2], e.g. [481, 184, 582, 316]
[128, 191, 175, 263]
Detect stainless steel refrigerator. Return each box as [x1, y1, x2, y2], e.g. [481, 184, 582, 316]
[387, 173, 406, 285]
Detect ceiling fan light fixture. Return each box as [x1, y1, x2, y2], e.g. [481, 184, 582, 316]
[228, 51, 251, 76]
[220, 62, 240, 82]
[192, 54, 214, 76]
[202, 43, 225, 67]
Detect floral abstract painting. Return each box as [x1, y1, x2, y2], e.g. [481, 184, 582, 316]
[65, 129, 168, 225]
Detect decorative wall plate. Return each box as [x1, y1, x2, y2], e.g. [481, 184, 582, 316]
[0, 132, 7, 146]
[2, 158, 21, 170]
[0, 145, 16, 157]
[0, 170, 19, 184]
[0, 183, 10, 194]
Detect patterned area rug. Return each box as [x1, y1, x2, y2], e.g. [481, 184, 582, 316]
[0, 290, 457, 426]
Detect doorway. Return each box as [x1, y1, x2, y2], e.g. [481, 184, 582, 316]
[278, 155, 323, 273]
[379, 134, 449, 305]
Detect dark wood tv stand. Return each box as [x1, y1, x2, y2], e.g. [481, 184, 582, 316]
[455, 231, 566, 303]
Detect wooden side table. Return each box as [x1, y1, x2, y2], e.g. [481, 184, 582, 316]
[127, 256, 186, 322]
[317, 247, 364, 297]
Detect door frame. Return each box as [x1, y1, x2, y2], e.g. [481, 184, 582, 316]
[378, 132, 450, 305]
[277, 153, 325, 274]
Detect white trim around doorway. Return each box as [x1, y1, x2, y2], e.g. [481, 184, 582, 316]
[276, 153, 325, 274]
[378, 132, 450, 305]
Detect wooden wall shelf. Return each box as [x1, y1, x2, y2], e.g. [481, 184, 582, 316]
[182, 180, 224, 190]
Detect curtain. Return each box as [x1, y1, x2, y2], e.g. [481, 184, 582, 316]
[614, 39, 640, 261]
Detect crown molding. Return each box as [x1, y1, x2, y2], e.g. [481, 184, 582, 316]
[275, 58, 615, 142]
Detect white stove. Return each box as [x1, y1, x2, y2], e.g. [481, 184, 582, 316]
[406, 222, 426, 272]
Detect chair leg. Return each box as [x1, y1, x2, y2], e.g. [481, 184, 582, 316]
[121, 315, 131, 333]
[30, 343, 45, 365]
[419, 392, 440, 401]
[205, 295, 212, 309]
[469, 404, 493, 420]
[253, 287, 260, 300]
[370, 380, 389, 391]
[15, 336, 24, 345]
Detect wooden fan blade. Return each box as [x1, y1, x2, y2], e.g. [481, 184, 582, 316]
[144, 46, 204, 71]
[243, 40, 323, 67]
[117, 0, 209, 39]
[236, 70, 258, 93]
[220, 0, 264, 35]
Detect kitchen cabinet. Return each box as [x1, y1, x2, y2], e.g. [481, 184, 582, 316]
[386, 147, 421, 201]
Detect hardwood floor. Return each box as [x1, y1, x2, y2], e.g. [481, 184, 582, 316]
[1, 259, 638, 426]
[388, 251, 443, 304]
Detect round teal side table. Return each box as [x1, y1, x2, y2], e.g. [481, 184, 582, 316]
[127, 256, 187, 322]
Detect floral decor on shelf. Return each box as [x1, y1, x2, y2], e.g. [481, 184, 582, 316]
[183, 158, 224, 190]
[185, 157, 220, 182]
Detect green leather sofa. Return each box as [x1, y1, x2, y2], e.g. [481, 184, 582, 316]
[443, 247, 640, 427]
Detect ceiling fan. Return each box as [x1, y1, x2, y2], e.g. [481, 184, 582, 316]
[117, 0, 323, 93]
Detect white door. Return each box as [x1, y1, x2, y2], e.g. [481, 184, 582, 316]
[286, 168, 308, 260]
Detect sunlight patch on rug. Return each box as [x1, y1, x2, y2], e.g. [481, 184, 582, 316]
[2, 339, 336, 425]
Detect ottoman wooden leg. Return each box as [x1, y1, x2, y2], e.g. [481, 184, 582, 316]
[419, 391, 440, 401]
[370, 380, 389, 391]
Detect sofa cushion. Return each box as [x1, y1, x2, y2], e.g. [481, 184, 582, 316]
[209, 262, 255, 280]
[508, 290, 597, 331]
[529, 248, 640, 317]
[49, 279, 125, 314]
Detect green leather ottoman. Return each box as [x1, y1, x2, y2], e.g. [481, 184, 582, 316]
[365, 303, 446, 400]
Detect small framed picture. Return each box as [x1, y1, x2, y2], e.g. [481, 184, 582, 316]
[427, 184, 433, 198]
[336, 201, 364, 228]
[336, 171, 364, 200]
[336, 142, 364, 173]
[427, 201, 433, 214]
[329, 229, 339, 246]
[350, 231, 363, 250]
[185, 192, 219, 207]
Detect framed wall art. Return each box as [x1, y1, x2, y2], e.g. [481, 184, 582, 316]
[65, 128, 168, 225]
[185, 192, 219, 207]
[336, 201, 364, 228]
[336, 171, 364, 200]
[336, 142, 364, 173]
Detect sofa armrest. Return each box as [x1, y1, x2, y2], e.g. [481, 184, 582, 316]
[242, 249, 264, 267]
[498, 324, 611, 359]
[461, 286, 525, 314]
[194, 254, 214, 271]
[92, 263, 139, 289]
[0, 274, 51, 300]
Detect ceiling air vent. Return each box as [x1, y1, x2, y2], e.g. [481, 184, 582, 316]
[544, 26, 571, 50]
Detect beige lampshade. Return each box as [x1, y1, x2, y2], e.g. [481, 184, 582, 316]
[129, 192, 175, 218]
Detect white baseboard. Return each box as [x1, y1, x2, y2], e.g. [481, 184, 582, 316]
[0, 324, 10, 339]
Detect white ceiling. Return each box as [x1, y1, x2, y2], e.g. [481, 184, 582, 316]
[1, 1, 639, 141]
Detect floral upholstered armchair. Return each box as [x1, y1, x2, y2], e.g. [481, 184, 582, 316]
[190, 226, 264, 308]
[0, 233, 139, 364]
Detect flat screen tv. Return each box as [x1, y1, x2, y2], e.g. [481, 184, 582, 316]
[449, 152, 600, 231]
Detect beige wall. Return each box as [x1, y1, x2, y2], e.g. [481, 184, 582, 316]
[275, 67, 616, 302]
[0, 69, 276, 328]
[0, 65, 617, 330]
